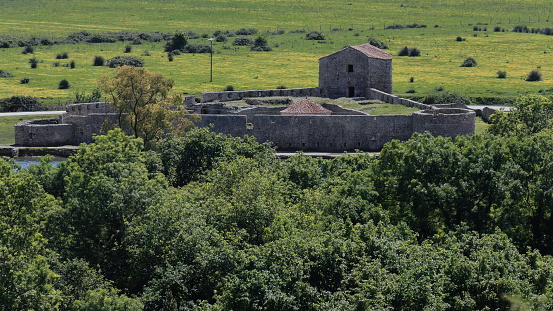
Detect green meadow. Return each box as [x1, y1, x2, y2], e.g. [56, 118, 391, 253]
[0, 0, 552, 103]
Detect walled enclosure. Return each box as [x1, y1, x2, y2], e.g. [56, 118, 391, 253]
[14, 44, 475, 151]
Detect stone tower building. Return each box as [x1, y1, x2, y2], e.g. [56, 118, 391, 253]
[319, 43, 392, 98]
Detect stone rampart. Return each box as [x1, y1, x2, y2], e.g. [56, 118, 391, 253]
[15, 119, 75, 146]
[201, 87, 321, 103]
[369, 88, 432, 110]
[412, 108, 476, 137]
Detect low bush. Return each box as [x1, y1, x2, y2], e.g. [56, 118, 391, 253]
[22, 45, 34, 54]
[75, 88, 102, 103]
[29, 57, 39, 68]
[408, 48, 421, 56]
[223, 85, 234, 91]
[124, 45, 132, 53]
[0, 70, 13, 78]
[20, 77, 30, 84]
[368, 37, 388, 49]
[422, 91, 470, 106]
[0, 95, 41, 112]
[497, 70, 507, 79]
[397, 46, 410, 56]
[305, 31, 326, 40]
[70, 60, 76, 69]
[93, 56, 105, 66]
[235, 28, 258, 35]
[250, 36, 272, 51]
[397, 46, 420, 56]
[183, 44, 211, 53]
[409, 77, 415, 83]
[460, 57, 477, 67]
[232, 37, 254, 46]
[215, 35, 227, 43]
[167, 53, 174, 62]
[107, 56, 145, 68]
[526, 70, 542, 81]
[56, 52, 69, 59]
[58, 79, 70, 89]
[456, 36, 464, 41]
[52, 61, 60, 67]
[276, 85, 287, 89]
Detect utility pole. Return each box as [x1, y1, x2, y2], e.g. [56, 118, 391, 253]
[208, 38, 214, 82]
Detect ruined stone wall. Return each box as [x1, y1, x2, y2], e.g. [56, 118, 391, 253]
[412, 108, 476, 137]
[15, 119, 74, 147]
[15, 102, 118, 146]
[369, 88, 431, 109]
[201, 87, 321, 103]
[251, 115, 412, 151]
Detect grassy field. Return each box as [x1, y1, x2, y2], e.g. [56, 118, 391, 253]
[0, 0, 552, 103]
[0, 114, 59, 145]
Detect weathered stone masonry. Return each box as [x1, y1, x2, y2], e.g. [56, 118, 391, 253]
[14, 43, 476, 151]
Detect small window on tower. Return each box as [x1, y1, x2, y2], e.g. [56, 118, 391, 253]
[347, 64, 354, 72]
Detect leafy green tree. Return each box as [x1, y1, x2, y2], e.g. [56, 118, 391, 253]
[489, 94, 553, 135]
[57, 129, 168, 288]
[99, 66, 195, 149]
[164, 31, 188, 52]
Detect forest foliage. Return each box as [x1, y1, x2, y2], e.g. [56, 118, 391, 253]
[3, 95, 553, 310]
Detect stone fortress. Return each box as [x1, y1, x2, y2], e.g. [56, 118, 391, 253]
[15, 44, 475, 151]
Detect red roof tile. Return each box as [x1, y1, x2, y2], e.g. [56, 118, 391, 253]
[281, 98, 332, 115]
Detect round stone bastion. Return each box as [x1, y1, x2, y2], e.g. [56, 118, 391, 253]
[412, 108, 476, 137]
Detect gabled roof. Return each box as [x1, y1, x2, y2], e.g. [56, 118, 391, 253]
[280, 98, 332, 115]
[320, 43, 392, 60]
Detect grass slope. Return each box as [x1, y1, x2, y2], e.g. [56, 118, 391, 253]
[0, 114, 59, 145]
[0, 0, 552, 102]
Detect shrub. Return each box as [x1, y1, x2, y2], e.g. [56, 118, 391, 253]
[235, 28, 258, 35]
[223, 85, 234, 91]
[167, 53, 173, 62]
[70, 60, 76, 69]
[75, 88, 102, 103]
[368, 37, 388, 49]
[183, 44, 211, 53]
[124, 45, 132, 53]
[107, 56, 145, 68]
[250, 36, 272, 51]
[397, 46, 410, 56]
[409, 77, 415, 83]
[526, 70, 542, 81]
[58, 79, 70, 89]
[0, 95, 41, 112]
[22, 45, 34, 54]
[170, 50, 181, 56]
[232, 37, 254, 46]
[53, 61, 60, 67]
[494, 26, 502, 32]
[93, 56, 105, 66]
[29, 57, 39, 68]
[497, 70, 507, 79]
[215, 35, 227, 43]
[164, 31, 188, 52]
[422, 91, 470, 106]
[56, 52, 69, 59]
[132, 38, 143, 45]
[408, 48, 421, 57]
[305, 31, 326, 40]
[276, 85, 287, 89]
[460, 57, 477, 67]
[0, 70, 14, 78]
[20, 77, 30, 84]
[456, 36, 464, 41]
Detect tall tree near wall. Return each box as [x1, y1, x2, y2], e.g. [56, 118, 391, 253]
[99, 65, 196, 149]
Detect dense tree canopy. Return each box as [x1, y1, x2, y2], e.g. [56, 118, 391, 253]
[3, 94, 553, 310]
